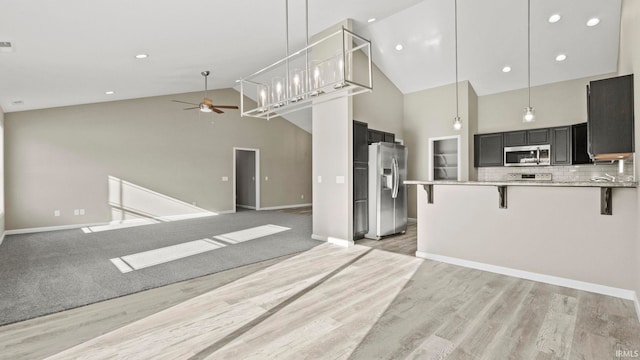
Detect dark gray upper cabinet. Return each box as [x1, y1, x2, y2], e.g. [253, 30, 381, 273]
[587, 74, 635, 156]
[367, 129, 384, 144]
[572, 123, 592, 164]
[550, 126, 571, 165]
[474, 133, 504, 167]
[384, 132, 395, 143]
[353, 121, 369, 163]
[527, 128, 550, 145]
[504, 129, 549, 147]
[503, 131, 527, 147]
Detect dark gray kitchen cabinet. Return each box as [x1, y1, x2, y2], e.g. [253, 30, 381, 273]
[572, 123, 592, 164]
[504, 128, 549, 147]
[504, 131, 527, 147]
[474, 133, 504, 167]
[367, 129, 384, 144]
[353, 164, 368, 239]
[384, 132, 395, 143]
[353, 120, 369, 239]
[527, 128, 550, 145]
[587, 74, 635, 157]
[551, 126, 571, 165]
[354, 121, 369, 162]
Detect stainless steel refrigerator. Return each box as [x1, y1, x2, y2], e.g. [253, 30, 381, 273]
[365, 142, 408, 240]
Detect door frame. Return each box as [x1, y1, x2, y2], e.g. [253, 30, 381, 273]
[233, 147, 261, 211]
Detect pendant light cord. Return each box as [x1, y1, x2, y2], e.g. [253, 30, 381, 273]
[527, 0, 531, 107]
[285, 0, 290, 98]
[454, 0, 459, 118]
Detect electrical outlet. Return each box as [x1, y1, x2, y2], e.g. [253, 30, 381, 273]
[54, 210, 60, 217]
[74, 209, 80, 216]
[265, 176, 269, 181]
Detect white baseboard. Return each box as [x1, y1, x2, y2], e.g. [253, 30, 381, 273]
[311, 234, 355, 247]
[259, 203, 312, 211]
[311, 234, 326, 241]
[408, 218, 417, 223]
[236, 205, 256, 210]
[4, 210, 236, 236]
[5, 222, 110, 235]
[327, 236, 355, 247]
[416, 251, 638, 303]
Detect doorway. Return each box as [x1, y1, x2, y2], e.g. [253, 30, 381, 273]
[233, 148, 260, 212]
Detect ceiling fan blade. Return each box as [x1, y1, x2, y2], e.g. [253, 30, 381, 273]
[211, 105, 239, 109]
[211, 107, 224, 114]
[203, 98, 212, 105]
[173, 100, 199, 106]
[183, 107, 199, 110]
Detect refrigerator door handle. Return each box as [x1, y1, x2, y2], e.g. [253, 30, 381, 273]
[392, 157, 399, 198]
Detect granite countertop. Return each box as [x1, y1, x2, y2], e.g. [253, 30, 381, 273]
[404, 180, 638, 188]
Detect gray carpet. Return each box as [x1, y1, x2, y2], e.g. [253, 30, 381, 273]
[0, 210, 319, 326]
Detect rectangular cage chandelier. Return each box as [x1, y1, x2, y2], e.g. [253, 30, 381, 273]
[239, 26, 373, 120]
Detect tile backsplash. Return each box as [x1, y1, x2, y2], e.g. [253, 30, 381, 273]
[477, 158, 635, 182]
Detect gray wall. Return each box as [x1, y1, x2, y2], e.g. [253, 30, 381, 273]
[353, 61, 404, 139]
[311, 20, 353, 244]
[478, 73, 615, 133]
[619, 0, 640, 310]
[0, 106, 4, 242]
[4, 89, 312, 230]
[403, 81, 476, 218]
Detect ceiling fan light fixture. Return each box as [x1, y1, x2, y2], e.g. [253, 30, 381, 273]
[199, 103, 212, 112]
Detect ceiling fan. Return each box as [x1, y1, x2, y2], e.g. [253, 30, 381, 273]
[172, 71, 239, 114]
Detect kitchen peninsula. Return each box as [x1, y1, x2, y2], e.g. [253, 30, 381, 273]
[405, 179, 639, 311]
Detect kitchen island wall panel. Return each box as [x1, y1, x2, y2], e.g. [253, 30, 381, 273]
[416, 184, 637, 293]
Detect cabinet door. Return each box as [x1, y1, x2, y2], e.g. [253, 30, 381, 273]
[551, 126, 571, 165]
[353, 121, 369, 162]
[353, 164, 368, 239]
[572, 123, 592, 164]
[527, 128, 550, 145]
[504, 131, 527, 147]
[368, 129, 384, 144]
[383, 132, 395, 143]
[474, 133, 504, 167]
[588, 74, 635, 155]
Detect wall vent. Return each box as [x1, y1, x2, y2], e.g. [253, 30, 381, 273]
[0, 41, 14, 53]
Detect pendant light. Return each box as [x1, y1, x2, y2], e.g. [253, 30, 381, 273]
[453, 0, 462, 130]
[523, 0, 535, 123]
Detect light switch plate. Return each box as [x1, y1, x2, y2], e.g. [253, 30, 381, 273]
[222, 176, 229, 182]
[317, 176, 322, 183]
[336, 176, 345, 184]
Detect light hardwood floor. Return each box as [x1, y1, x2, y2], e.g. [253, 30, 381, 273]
[1, 220, 638, 359]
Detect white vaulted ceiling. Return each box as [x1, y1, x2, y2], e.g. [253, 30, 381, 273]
[0, 0, 621, 112]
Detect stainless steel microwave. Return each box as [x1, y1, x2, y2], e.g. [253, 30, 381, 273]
[504, 144, 551, 166]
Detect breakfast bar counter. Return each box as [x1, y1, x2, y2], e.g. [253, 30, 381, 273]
[404, 180, 638, 302]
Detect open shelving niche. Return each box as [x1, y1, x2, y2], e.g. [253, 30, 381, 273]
[428, 135, 461, 181]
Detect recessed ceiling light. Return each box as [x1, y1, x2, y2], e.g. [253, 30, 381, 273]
[105, 91, 115, 95]
[502, 66, 512, 73]
[548, 14, 561, 23]
[586, 18, 600, 27]
[555, 54, 567, 62]
[395, 44, 404, 51]
[367, 18, 376, 23]
[135, 54, 148, 59]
